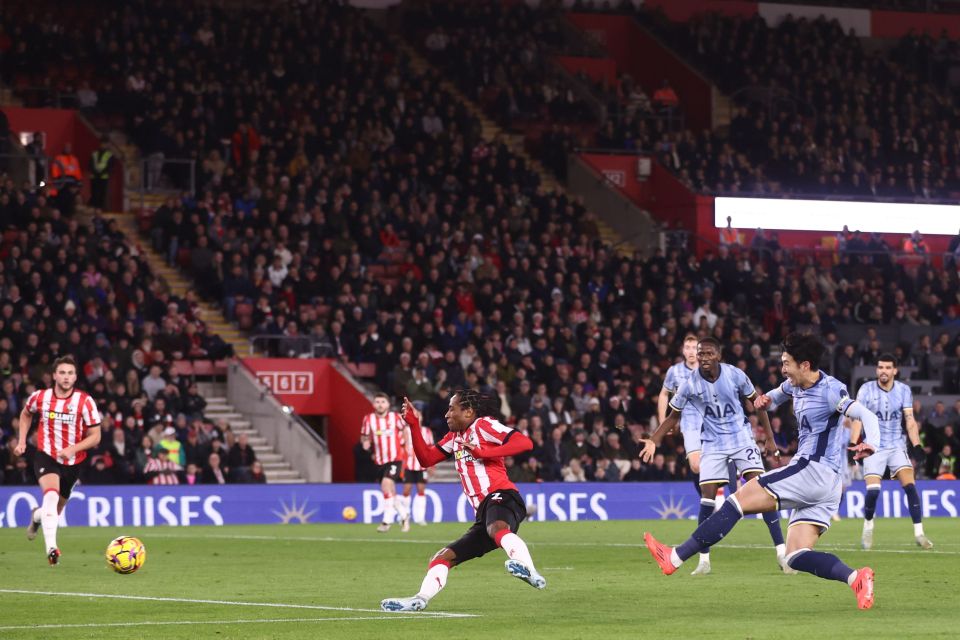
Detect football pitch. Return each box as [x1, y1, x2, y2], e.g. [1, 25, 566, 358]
[2, 518, 958, 639]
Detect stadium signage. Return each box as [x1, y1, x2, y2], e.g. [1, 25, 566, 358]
[715, 197, 960, 235]
[0, 482, 955, 527]
[256, 371, 314, 395]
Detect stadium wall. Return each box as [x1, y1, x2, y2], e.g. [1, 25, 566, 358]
[242, 358, 372, 482]
[0, 481, 954, 527]
[566, 13, 713, 131]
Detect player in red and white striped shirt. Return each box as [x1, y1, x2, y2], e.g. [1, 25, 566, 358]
[360, 392, 410, 532]
[401, 409, 434, 526]
[381, 390, 546, 613]
[15, 356, 102, 565]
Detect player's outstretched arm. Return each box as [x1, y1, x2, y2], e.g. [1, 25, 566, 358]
[845, 401, 880, 460]
[747, 392, 779, 457]
[401, 397, 447, 468]
[639, 409, 680, 462]
[464, 432, 533, 460]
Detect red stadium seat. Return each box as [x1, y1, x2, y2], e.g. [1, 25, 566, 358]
[192, 360, 214, 376]
[171, 360, 194, 377]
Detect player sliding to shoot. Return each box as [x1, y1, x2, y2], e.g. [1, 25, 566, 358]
[381, 390, 546, 612]
[643, 333, 880, 610]
[643, 337, 789, 575]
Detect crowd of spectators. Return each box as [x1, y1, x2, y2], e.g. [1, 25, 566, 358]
[0, 180, 256, 485]
[3, 1, 960, 483]
[589, 7, 960, 200]
[404, 1, 596, 129]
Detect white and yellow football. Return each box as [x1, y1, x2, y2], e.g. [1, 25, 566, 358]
[105, 536, 146, 574]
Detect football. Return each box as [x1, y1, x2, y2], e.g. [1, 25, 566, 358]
[342, 506, 357, 521]
[105, 536, 146, 574]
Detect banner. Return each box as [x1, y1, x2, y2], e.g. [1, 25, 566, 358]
[0, 481, 955, 528]
[242, 358, 334, 415]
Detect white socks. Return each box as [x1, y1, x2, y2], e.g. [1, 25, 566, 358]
[776, 543, 786, 558]
[413, 495, 427, 524]
[847, 569, 858, 586]
[914, 523, 925, 536]
[382, 494, 397, 525]
[416, 561, 449, 602]
[670, 548, 683, 568]
[863, 518, 874, 531]
[498, 532, 536, 570]
[41, 490, 59, 552]
[395, 496, 410, 523]
[698, 552, 710, 563]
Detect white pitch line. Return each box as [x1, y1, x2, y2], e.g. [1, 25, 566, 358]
[0, 616, 422, 631]
[149, 532, 960, 555]
[0, 589, 476, 619]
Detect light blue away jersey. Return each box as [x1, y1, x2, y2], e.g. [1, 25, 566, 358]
[664, 362, 697, 394]
[669, 363, 756, 451]
[855, 381, 912, 450]
[767, 372, 854, 473]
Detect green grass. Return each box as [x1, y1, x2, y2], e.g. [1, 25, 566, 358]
[1, 518, 958, 639]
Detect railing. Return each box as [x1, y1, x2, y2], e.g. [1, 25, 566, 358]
[228, 361, 330, 483]
[250, 335, 332, 358]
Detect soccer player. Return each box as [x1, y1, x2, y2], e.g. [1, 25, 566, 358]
[850, 354, 932, 550]
[402, 408, 434, 526]
[658, 335, 703, 487]
[360, 392, 410, 532]
[16, 356, 102, 565]
[644, 337, 787, 575]
[643, 333, 880, 610]
[380, 390, 546, 612]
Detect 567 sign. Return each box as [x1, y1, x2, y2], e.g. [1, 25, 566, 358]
[257, 371, 314, 394]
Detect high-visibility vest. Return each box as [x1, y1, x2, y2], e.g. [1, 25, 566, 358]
[92, 149, 113, 179]
[51, 154, 82, 181]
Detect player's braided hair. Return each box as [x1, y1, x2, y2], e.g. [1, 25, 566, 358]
[454, 388, 502, 420]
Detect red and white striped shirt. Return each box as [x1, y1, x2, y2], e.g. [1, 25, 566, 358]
[405, 425, 435, 472]
[438, 417, 518, 510]
[25, 388, 102, 465]
[361, 411, 405, 466]
[144, 456, 181, 485]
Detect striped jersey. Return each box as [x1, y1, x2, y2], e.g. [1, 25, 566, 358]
[767, 372, 855, 473]
[438, 417, 518, 510]
[144, 456, 181, 485]
[24, 388, 102, 465]
[405, 425, 435, 472]
[669, 363, 756, 451]
[361, 411, 405, 466]
[855, 380, 912, 450]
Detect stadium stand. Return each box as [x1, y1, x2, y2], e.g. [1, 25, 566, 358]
[2, 0, 959, 482]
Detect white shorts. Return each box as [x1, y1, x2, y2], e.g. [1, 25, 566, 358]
[757, 458, 841, 532]
[862, 447, 913, 479]
[699, 444, 764, 485]
[680, 409, 703, 454]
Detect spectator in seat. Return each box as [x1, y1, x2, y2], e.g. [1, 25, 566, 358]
[202, 451, 228, 484]
[227, 433, 258, 480]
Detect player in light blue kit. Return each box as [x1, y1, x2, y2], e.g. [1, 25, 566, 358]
[644, 333, 879, 610]
[851, 354, 932, 550]
[643, 337, 788, 575]
[658, 335, 704, 485]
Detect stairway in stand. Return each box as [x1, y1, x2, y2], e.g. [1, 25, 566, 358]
[105, 212, 254, 358]
[200, 384, 306, 484]
[397, 41, 631, 257]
